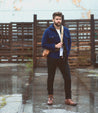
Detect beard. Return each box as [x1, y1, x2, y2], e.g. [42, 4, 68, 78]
[54, 21, 61, 27]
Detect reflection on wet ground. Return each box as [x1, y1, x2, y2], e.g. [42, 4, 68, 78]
[76, 68, 98, 113]
[33, 67, 98, 113]
[0, 64, 33, 113]
[0, 65, 98, 113]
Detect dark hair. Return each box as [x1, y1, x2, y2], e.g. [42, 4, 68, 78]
[52, 12, 62, 19]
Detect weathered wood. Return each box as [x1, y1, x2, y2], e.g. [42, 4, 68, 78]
[34, 17, 96, 68]
[33, 15, 37, 67]
[0, 22, 33, 63]
[90, 15, 95, 65]
[0, 16, 98, 67]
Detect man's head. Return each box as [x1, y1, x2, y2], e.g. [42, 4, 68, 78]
[52, 12, 62, 27]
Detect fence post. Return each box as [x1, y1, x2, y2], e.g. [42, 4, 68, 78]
[33, 14, 37, 68]
[77, 21, 79, 67]
[90, 14, 95, 66]
[9, 23, 12, 63]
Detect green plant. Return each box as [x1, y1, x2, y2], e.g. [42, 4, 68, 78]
[0, 97, 6, 109]
[25, 59, 33, 73]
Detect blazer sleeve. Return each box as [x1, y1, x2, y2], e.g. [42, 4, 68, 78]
[41, 29, 55, 51]
[67, 29, 72, 55]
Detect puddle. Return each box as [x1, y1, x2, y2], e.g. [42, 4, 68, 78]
[0, 64, 33, 113]
[43, 109, 79, 113]
[76, 68, 98, 113]
[76, 68, 98, 74]
[32, 68, 98, 113]
[0, 63, 25, 67]
[87, 74, 98, 77]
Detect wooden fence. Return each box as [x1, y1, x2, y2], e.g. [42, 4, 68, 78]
[33, 14, 98, 68]
[0, 22, 33, 63]
[0, 14, 98, 68]
[94, 19, 98, 66]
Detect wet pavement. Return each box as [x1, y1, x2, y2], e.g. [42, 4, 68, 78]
[0, 63, 33, 113]
[33, 67, 98, 113]
[0, 64, 98, 113]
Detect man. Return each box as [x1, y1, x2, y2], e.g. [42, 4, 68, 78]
[42, 12, 77, 106]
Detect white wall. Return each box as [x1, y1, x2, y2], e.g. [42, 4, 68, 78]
[0, 0, 98, 23]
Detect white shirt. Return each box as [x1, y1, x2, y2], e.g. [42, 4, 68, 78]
[56, 29, 63, 56]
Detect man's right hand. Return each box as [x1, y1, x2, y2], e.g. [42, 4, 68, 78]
[55, 42, 63, 48]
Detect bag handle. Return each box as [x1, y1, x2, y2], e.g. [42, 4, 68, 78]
[60, 25, 64, 43]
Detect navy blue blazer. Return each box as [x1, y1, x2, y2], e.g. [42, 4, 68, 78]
[42, 24, 71, 59]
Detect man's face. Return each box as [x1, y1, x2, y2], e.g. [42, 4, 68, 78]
[53, 16, 62, 27]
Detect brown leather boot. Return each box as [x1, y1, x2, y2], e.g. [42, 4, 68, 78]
[65, 99, 77, 106]
[47, 95, 53, 105]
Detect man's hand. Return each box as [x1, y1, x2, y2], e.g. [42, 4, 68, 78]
[55, 42, 63, 48]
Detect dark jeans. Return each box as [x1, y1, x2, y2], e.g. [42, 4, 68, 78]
[47, 57, 71, 99]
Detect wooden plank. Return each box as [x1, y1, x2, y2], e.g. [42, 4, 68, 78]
[0, 19, 94, 66]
